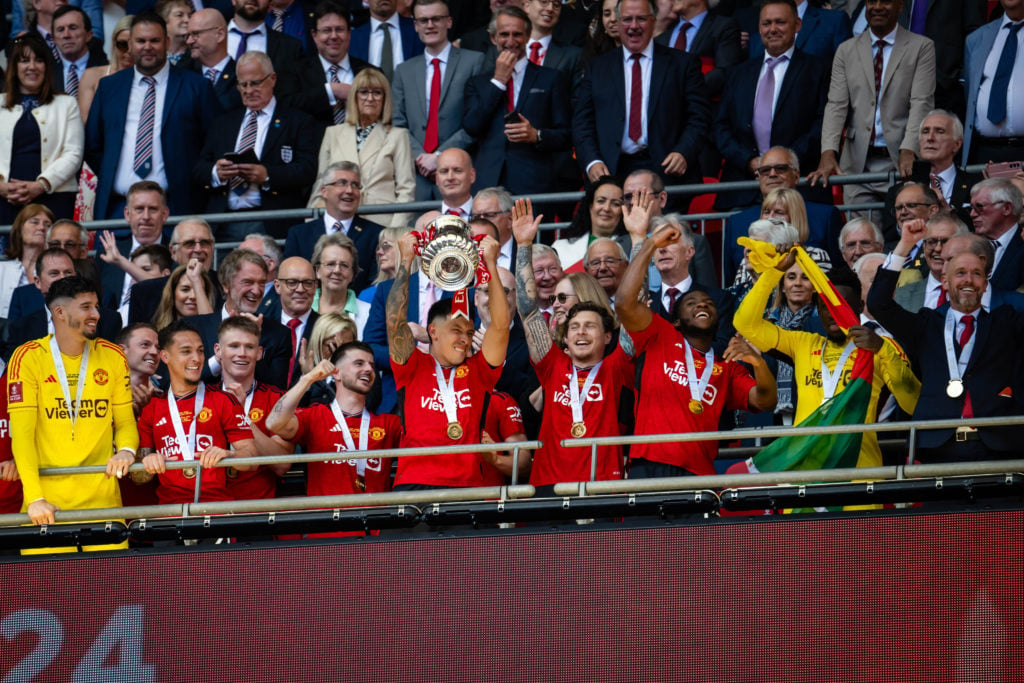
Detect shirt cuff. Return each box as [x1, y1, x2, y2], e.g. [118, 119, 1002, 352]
[324, 83, 337, 106]
[490, 78, 508, 90]
[882, 253, 906, 271]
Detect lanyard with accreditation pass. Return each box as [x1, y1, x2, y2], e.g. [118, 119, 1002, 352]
[683, 339, 714, 414]
[49, 335, 90, 440]
[434, 360, 464, 440]
[568, 360, 603, 438]
[167, 384, 206, 461]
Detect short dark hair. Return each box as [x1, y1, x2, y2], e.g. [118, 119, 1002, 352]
[468, 217, 499, 240]
[45, 275, 98, 308]
[565, 301, 615, 335]
[427, 297, 456, 326]
[4, 35, 56, 109]
[217, 315, 261, 341]
[313, 0, 351, 26]
[35, 246, 74, 280]
[116, 322, 158, 347]
[330, 340, 374, 365]
[413, 0, 449, 13]
[158, 319, 202, 350]
[132, 243, 174, 273]
[127, 180, 167, 203]
[53, 5, 92, 31]
[131, 10, 168, 34]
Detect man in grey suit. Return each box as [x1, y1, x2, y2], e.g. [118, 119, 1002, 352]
[962, 0, 1024, 164]
[392, 0, 486, 200]
[893, 212, 967, 312]
[808, 0, 935, 214]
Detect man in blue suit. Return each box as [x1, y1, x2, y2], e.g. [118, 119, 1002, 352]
[462, 6, 572, 196]
[747, 0, 851, 61]
[713, 0, 829, 209]
[349, 0, 423, 80]
[84, 12, 220, 220]
[573, 0, 710, 205]
[962, 0, 1024, 164]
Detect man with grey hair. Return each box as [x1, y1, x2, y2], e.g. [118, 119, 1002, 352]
[838, 218, 884, 269]
[46, 220, 89, 260]
[530, 243, 562, 321]
[894, 212, 969, 312]
[969, 178, 1024, 291]
[471, 186, 517, 270]
[283, 161, 383, 292]
[240, 233, 283, 311]
[195, 50, 321, 241]
[584, 237, 630, 300]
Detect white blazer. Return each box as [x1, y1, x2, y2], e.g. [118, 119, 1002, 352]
[0, 94, 84, 195]
[0, 259, 29, 318]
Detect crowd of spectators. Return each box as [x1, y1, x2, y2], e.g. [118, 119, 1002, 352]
[0, 0, 1023, 538]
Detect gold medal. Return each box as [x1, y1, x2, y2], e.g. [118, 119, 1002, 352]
[182, 467, 197, 479]
[570, 421, 587, 438]
[688, 399, 703, 414]
[226, 467, 239, 479]
[946, 379, 964, 399]
[447, 422, 464, 440]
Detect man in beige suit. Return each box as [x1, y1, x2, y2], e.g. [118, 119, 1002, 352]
[808, 0, 935, 215]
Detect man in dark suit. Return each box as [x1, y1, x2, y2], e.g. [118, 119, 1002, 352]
[2, 249, 122, 362]
[184, 248, 293, 390]
[182, 9, 242, 111]
[226, 0, 306, 102]
[391, 0, 485, 200]
[51, 5, 106, 95]
[265, 0, 316, 54]
[868, 218, 1024, 463]
[291, 1, 372, 126]
[573, 0, 710, 208]
[970, 178, 1024, 292]
[193, 50, 321, 241]
[655, 0, 742, 98]
[349, 0, 424, 80]
[523, 0, 582, 85]
[462, 6, 572, 197]
[265, 256, 319, 387]
[84, 12, 220, 220]
[748, 0, 851, 61]
[94, 181, 170, 312]
[713, 0, 829, 210]
[282, 161, 383, 292]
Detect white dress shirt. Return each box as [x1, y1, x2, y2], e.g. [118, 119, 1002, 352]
[975, 17, 1024, 137]
[320, 53, 354, 105]
[114, 63, 171, 195]
[619, 42, 654, 156]
[368, 15, 404, 70]
[211, 98, 277, 210]
[423, 42, 452, 104]
[868, 27, 898, 148]
[227, 21, 268, 57]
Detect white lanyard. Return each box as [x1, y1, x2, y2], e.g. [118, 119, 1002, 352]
[167, 384, 206, 461]
[49, 336, 90, 439]
[330, 401, 370, 476]
[683, 339, 714, 406]
[243, 381, 256, 419]
[945, 309, 977, 380]
[820, 340, 856, 401]
[569, 361, 603, 426]
[433, 360, 460, 425]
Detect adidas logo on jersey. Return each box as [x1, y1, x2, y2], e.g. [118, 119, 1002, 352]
[44, 375, 57, 383]
[329, 423, 344, 432]
[155, 417, 167, 427]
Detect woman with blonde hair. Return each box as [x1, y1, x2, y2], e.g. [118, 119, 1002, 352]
[358, 226, 411, 304]
[761, 187, 831, 266]
[78, 15, 134, 122]
[151, 263, 216, 330]
[308, 68, 415, 227]
[0, 203, 54, 316]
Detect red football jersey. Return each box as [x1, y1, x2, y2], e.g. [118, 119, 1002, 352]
[293, 403, 402, 497]
[219, 383, 284, 502]
[0, 372, 22, 514]
[630, 315, 756, 474]
[530, 345, 634, 487]
[392, 349, 501, 487]
[137, 386, 253, 504]
[479, 391, 527, 486]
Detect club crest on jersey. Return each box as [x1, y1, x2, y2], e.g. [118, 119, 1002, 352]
[456, 365, 469, 379]
[249, 407, 264, 422]
[370, 426, 386, 440]
[93, 368, 109, 385]
[198, 407, 213, 423]
[8, 382, 22, 403]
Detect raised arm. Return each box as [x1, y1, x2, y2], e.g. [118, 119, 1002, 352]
[479, 235, 510, 368]
[386, 233, 419, 365]
[266, 359, 336, 440]
[511, 198, 551, 364]
[615, 223, 679, 332]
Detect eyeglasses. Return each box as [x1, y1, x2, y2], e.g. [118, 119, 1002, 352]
[237, 73, 274, 89]
[173, 238, 214, 250]
[587, 257, 623, 269]
[413, 15, 450, 25]
[923, 237, 949, 248]
[470, 210, 509, 221]
[185, 26, 218, 40]
[841, 240, 880, 251]
[553, 292, 578, 304]
[894, 201, 936, 212]
[756, 164, 795, 176]
[970, 201, 1008, 213]
[323, 178, 361, 190]
[47, 240, 81, 250]
[315, 27, 349, 35]
[619, 14, 653, 25]
[356, 88, 385, 99]
[318, 261, 354, 272]
[278, 278, 317, 290]
[115, 39, 129, 50]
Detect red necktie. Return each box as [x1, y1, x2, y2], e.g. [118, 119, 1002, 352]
[542, 310, 551, 325]
[937, 288, 947, 307]
[424, 57, 441, 153]
[286, 317, 302, 385]
[672, 21, 692, 51]
[666, 287, 680, 314]
[628, 54, 642, 143]
[959, 315, 975, 418]
[506, 77, 515, 112]
[869, 40, 885, 146]
[529, 41, 543, 65]
[446, 208, 463, 217]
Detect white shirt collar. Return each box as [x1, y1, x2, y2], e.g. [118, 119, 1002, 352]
[319, 52, 352, 72]
[869, 25, 898, 45]
[764, 45, 796, 64]
[425, 41, 452, 61]
[371, 14, 400, 31]
[622, 41, 655, 64]
[134, 61, 170, 85]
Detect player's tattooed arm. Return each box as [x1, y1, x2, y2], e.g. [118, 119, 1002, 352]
[516, 245, 553, 363]
[387, 233, 419, 365]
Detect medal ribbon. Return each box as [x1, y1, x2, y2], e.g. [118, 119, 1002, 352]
[944, 309, 976, 381]
[820, 340, 856, 401]
[49, 336, 89, 438]
[330, 401, 370, 476]
[569, 361, 603, 427]
[433, 360, 460, 427]
[167, 384, 206, 461]
[683, 339, 714, 407]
